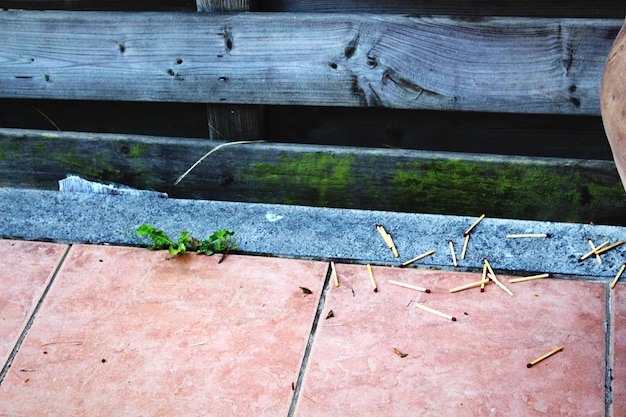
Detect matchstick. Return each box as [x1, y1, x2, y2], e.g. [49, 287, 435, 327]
[578, 240, 610, 262]
[527, 346, 564, 368]
[376, 224, 399, 258]
[449, 240, 458, 267]
[595, 240, 624, 256]
[388, 279, 431, 293]
[483, 258, 513, 296]
[399, 250, 436, 267]
[376, 224, 393, 248]
[506, 233, 552, 239]
[449, 279, 491, 293]
[464, 214, 485, 236]
[587, 239, 602, 265]
[481, 262, 488, 292]
[367, 263, 378, 292]
[611, 262, 626, 290]
[330, 260, 339, 287]
[509, 273, 550, 284]
[389, 238, 399, 258]
[415, 303, 456, 321]
[461, 233, 470, 260]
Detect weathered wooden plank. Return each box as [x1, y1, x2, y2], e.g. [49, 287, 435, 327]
[0, 11, 620, 115]
[258, 0, 626, 19]
[0, 0, 196, 11]
[1, 128, 624, 224]
[197, 0, 265, 141]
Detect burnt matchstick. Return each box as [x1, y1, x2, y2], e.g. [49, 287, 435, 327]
[506, 233, 553, 239]
[587, 239, 603, 265]
[388, 279, 431, 293]
[330, 260, 339, 287]
[463, 214, 485, 237]
[483, 258, 513, 296]
[449, 279, 491, 293]
[461, 233, 470, 260]
[449, 240, 458, 267]
[399, 250, 436, 267]
[611, 262, 626, 290]
[481, 262, 488, 292]
[367, 264, 378, 292]
[578, 240, 610, 262]
[527, 346, 563, 368]
[509, 273, 551, 284]
[415, 303, 456, 321]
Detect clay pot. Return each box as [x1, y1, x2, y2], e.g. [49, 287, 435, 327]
[601, 18, 626, 189]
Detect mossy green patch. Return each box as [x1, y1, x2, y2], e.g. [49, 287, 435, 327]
[391, 159, 625, 223]
[129, 143, 145, 159]
[243, 152, 356, 207]
[51, 147, 121, 181]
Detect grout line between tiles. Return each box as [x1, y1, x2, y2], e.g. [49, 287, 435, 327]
[287, 263, 332, 417]
[606, 284, 614, 416]
[0, 244, 73, 386]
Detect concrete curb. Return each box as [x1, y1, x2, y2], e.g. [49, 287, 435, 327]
[1, 188, 625, 278]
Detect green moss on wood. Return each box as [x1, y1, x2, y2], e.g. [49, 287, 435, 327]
[243, 152, 356, 206]
[390, 159, 626, 223]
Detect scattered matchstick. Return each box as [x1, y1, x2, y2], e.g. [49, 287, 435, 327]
[506, 233, 552, 239]
[415, 303, 456, 321]
[464, 214, 485, 236]
[611, 263, 626, 290]
[481, 262, 488, 292]
[509, 273, 551, 283]
[587, 239, 603, 265]
[526, 346, 564, 368]
[399, 249, 436, 267]
[330, 260, 339, 287]
[367, 264, 378, 292]
[449, 279, 491, 293]
[393, 348, 408, 358]
[376, 224, 392, 249]
[388, 279, 431, 293]
[578, 240, 610, 262]
[461, 233, 470, 260]
[594, 240, 624, 256]
[483, 258, 513, 296]
[376, 224, 399, 258]
[449, 240, 458, 267]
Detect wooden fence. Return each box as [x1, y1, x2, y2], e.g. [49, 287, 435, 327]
[1, 1, 625, 224]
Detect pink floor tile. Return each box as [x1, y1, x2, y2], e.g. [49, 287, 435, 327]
[296, 264, 606, 417]
[611, 285, 626, 416]
[0, 240, 68, 368]
[0, 246, 326, 416]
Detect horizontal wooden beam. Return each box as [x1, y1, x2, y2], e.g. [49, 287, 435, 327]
[0, 11, 621, 115]
[1, 128, 624, 224]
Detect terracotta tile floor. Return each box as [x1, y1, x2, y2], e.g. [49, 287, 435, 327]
[0, 240, 623, 416]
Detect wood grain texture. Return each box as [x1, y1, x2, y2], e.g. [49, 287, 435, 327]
[196, 0, 249, 13]
[0, 11, 620, 115]
[1, 128, 624, 224]
[197, 0, 265, 140]
[0, 0, 196, 11]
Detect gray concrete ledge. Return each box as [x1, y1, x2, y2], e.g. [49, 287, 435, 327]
[1, 188, 625, 279]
